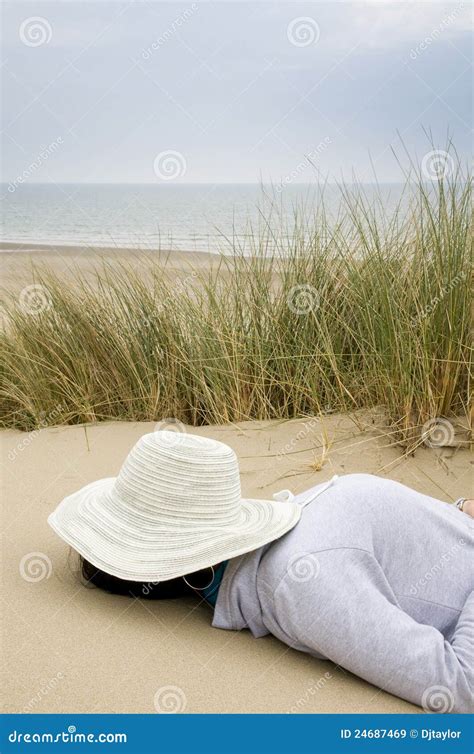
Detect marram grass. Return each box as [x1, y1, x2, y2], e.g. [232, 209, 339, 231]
[1, 165, 472, 450]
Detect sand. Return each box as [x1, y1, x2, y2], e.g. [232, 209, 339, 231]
[2, 244, 471, 712]
[0, 243, 223, 298]
[2, 411, 471, 714]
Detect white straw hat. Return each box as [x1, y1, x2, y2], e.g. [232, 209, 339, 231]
[48, 430, 302, 582]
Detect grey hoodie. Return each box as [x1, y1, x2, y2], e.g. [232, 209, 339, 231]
[213, 474, 473, 712]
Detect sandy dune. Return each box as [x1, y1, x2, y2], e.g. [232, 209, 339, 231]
[2, 411, 471, 713]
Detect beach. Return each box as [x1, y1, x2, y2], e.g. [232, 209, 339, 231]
[3, 411, 471, 714]
[0, 243, 220, 297]
[1, 175, 471, 716]
[2, 0, 472, 738]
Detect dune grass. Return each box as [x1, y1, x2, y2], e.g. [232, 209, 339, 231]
[1, 157, 472, 449]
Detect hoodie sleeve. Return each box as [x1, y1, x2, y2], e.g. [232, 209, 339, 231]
[272, 548, 473, 713]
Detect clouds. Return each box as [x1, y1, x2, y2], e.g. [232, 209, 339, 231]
[347, 1, 470, 48]
[1, 1, 471, 183]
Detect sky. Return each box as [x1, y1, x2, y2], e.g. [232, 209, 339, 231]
[1, 1, 472, 184]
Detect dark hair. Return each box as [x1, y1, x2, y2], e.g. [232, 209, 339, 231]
[79, 555, 213, 600]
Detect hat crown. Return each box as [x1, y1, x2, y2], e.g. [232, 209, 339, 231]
[112, 431, 241, 525]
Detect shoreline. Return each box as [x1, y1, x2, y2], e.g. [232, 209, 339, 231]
[0, 240, 219, 259]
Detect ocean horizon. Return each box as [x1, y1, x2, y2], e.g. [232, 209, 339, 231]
[1, 182, 409, 253]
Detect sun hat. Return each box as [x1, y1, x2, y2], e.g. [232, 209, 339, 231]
[48, 430, 303, 582]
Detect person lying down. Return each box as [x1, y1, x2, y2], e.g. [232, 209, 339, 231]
[48, 431, 473, 713]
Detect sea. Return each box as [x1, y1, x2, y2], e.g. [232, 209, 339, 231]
[1, 182, 408, 254]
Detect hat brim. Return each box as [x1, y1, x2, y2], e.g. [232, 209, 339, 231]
[48, 478, 302, 582]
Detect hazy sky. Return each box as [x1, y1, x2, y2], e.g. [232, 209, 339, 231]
[2, 1, 472, 183]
